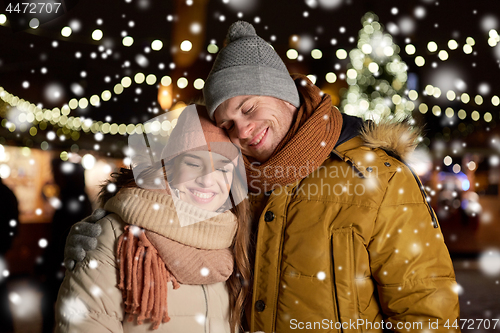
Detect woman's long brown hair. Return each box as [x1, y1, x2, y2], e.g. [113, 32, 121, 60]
[98, 165, 252, 333]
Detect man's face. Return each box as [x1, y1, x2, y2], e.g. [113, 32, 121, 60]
[214, 95, 297, 163]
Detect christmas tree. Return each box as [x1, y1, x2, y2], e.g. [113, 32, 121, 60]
[341, 12, 413, 123]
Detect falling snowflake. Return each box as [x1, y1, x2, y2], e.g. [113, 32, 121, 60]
[479, 250, 500, 276]
[480, 14, 498, 32]
[200, 267, 210, 276]
[38, 239, 48, 248]
[195, 313, 206, 325]
[398, 16, 416, 34]
[135, 54, 149, 67]
[88, 260, 98, 269]
[90, 285, 102, 297]
[317, 0, 343, 10]
[414, 6, 426, 19]
[59, 296, 88, 324]
[107, 183, 117, 193]
[68, 200, 81, 213]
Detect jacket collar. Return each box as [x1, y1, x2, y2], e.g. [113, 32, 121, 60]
[332, 115, 420, 163]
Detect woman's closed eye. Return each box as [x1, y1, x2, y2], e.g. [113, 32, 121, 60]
[185, 162, 200, 168]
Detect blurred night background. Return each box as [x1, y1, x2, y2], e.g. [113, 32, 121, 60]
[1, 0, 500, 332]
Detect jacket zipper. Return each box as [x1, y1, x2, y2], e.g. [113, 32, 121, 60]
[329, 238, 342, 332]
[201, 285, 208, 333]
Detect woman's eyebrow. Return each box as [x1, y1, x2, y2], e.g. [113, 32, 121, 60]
[212, 156, 233, 167]
[182, 154, 203, 161]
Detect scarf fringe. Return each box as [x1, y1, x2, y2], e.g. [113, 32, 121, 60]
[117, 225, 180, 330]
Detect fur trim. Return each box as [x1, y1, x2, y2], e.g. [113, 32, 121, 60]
[360, 118, 421, 161]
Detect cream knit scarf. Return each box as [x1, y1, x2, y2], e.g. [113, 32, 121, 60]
[104, 187, 238, 249]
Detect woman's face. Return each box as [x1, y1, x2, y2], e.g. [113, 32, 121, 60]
[170, 151, 234, 212]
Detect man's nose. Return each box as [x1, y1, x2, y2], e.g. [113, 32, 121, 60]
[235, 120, 255, 140]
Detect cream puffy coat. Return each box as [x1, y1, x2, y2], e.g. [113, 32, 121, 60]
[55, 189, 237, 333]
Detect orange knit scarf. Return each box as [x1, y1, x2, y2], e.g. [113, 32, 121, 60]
[243, 74, 343, 193]
[116, 225, 234, 330]
[117, 225, 180, 330]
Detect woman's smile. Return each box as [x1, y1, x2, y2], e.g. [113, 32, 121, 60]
[188, 188, 217, 203]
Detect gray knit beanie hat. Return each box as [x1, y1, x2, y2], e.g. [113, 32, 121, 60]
[203, 21, 300, 120]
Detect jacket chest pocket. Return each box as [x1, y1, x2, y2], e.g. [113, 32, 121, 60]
[331, 227, 382, 333]
[331, 227, 359, 332]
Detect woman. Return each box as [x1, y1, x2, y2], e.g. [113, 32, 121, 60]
[55, 105, 251, 333]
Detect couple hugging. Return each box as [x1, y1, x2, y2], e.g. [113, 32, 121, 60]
[56, 21, 460, 333]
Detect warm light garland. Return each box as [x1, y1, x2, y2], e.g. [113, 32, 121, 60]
[0, 86, 180, 137]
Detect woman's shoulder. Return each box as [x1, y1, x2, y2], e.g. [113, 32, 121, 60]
[89, 213, 127, 256]
[96, 212, 126, 236]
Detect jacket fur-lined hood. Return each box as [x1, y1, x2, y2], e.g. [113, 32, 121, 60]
[359, 118, 421, 161]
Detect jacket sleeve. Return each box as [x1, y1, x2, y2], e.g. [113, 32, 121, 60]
[55, 215, 125, 333]
[367, 167, 460, 332]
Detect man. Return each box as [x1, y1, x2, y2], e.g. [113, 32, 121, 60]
[65, 21, 460, 332]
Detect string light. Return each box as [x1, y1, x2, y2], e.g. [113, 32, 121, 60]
[91, 29, 103, 41]
[311, 49, 322, 59]
[122, 36, 134, 47]
[412, 101, 498, 124]
[419, 83, 500, 110]
[287, 49, 298, 60]
[0, 87, 179, 137]
[402, 33, 495, 68]
[151, 40, 163, 51]
[180, 40, 192, 52]
[61, 26, 72, 37]
[488, 29, 500, 47]
[207, 44, 218, 53]
[336, 49, 347, 59]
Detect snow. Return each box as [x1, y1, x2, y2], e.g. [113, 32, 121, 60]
[200, 267, 209, 276]
[479, 250, 500, 276]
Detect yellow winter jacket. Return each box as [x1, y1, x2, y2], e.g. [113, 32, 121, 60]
[247, 120, 460, 333]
